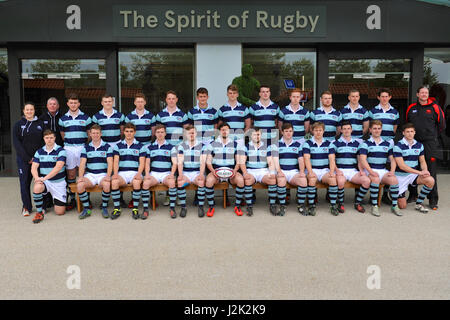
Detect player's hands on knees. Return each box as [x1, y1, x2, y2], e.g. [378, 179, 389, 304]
[420, 170, 430, 177]
[335, 169, 343, 176]
[243, 172, 252, 180]
[134, 173, 143, 181]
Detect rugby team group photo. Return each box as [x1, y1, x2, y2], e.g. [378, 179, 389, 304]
[13, 83, 444, 224]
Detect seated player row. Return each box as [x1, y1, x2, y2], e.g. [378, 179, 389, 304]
[30, 118, 434, 223]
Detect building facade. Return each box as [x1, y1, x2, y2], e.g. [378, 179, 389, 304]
[1, 0, 449, 176]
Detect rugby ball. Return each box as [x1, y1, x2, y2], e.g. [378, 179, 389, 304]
[215, 167, 235, 179]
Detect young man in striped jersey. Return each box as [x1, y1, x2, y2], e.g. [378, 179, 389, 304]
[309, 91, 342, 142]
[329, 121, 371, 214]
[368, 88, 399, 143]
[358, 120, 400, 217]
[340, 89, 369, 141]
[125, 93, 156, 146]
[393, 123, 435, 214]
[31, 130, 67, 223]
[142, 124, 178, 219]
[155, 90, 188, 206]
[176, 125, 207, 218]
[240, 127, 277, 216]
[92, 94, 125, 149]
[217, 84, 251, 144]
[272, 122, 308, 216]
[277, 88, 310, 142]
[303, 122, 339, 216]
[58, 93, 92, 211]
[204, 123, 245, 217]
[77, 125, 113, 219]
[249, 85, 280, 146]
[187, 87, 218, 145]
[110, 123, 146, 220]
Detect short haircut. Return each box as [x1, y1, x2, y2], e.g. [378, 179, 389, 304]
[348, 89, 360, 95]
[377, 88, 392, 97]
[416, 85, 429, 93]
[47, 97, 59, 105]
[196, 87, 208, 96]
[402, 122, 415, 131]
[369, 120, 383, 128]
[289, 88, 302, 96]
[218, 122, 230, 130]
[320, 90, 332, 97]
[340, 120, 352, 128]
[281, 122, 293, 131]
[43, 129, 55, 137]
[123, 122, 136, 131]
[259, 85, 270, 91]
[166, 90, 178, 98]
[184, 124, 196, 131]
[154, 124, 166, 132]
[134, 93, 146, 101]
[23, 101, 35, 108]
[102, 93, 114, 100]
[227, 84, 239, 93]
[251, 126, 261, 132]
[90, 124, 102, 132]
[311, 121, 325, 131]
[67, 93, 79, 101]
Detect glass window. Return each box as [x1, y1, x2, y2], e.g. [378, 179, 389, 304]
[242, 48, 316, 110]
[424, 48, 450, 172]
[21, 59, 106, 117]
[118, 48, 195, 116]
[0, 48, 10, 176]
[329, 58, 411, 114]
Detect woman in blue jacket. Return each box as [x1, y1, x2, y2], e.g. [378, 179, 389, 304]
[12, 102, 44, 216]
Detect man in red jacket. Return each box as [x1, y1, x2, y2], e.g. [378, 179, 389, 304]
[405, 86, 445, 210]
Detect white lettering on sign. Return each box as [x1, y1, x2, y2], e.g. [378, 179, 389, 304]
[366, 5, 381, 30]
[366, 265, 381, 290]
[66, 5, 81, 30]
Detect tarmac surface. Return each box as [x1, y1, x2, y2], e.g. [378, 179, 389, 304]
[0, 177, 449, 300]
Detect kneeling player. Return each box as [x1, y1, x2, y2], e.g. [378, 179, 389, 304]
[142, 124, 178, 219]
[31, 130, 67, 223]
[272, 123, 308, 216]
[110, 123, 146, 220]
[302, 122, 339, 216]
[177, 125, 207, 218]
[241, 127, 278, 216]
[205, 123, 245, 217]
[330, 121, 371, 213]
[77, 124, 113, 219]
[359, 120, 400, 216]
[394, 123, 435, 214]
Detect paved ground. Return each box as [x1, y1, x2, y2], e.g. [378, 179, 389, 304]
[0, 176, 449, 300]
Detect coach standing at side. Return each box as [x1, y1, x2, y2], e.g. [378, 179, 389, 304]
[12, 102, 44, 216]
[39, 97, 63, 146]
[406, 86, 446, 210]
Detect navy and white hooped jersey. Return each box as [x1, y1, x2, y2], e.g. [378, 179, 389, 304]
[177, 141, 204, 172]
[393, 138, 424, 176]
[80, 140, 113, 175]
[244, 141, 272, 170]
[92, 109, 125, 144]
[146, 140, 176, 173]
[368, 104, 400, 141]
[155, 107, 188, 147]
[309, 107, 342, 142]
[217, 102, 249, 133]
[33, 144, 66, 183]
[302, 137, 334, 170]
[278, 105, 310, 140]
[271, 138, 303, 171]
[205, 138, 243, 170]
[58, 110, 92, 146]
[249, 100, 280, 142]
[340, 104, 369, 139]
[113, 139, 147, 172]
[187, 105, 218, 143]
[358, 137, 393, 170]
[330, 137, 360, 170]
[125, 109, 156, 145]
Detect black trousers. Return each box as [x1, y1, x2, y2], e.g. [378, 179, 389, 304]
[17, 157, 33, 211]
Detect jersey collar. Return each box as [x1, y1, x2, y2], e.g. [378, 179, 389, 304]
[286, 104, 303, 113]
[318, 106, 336, 113]
[256, 100, 274, 108]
